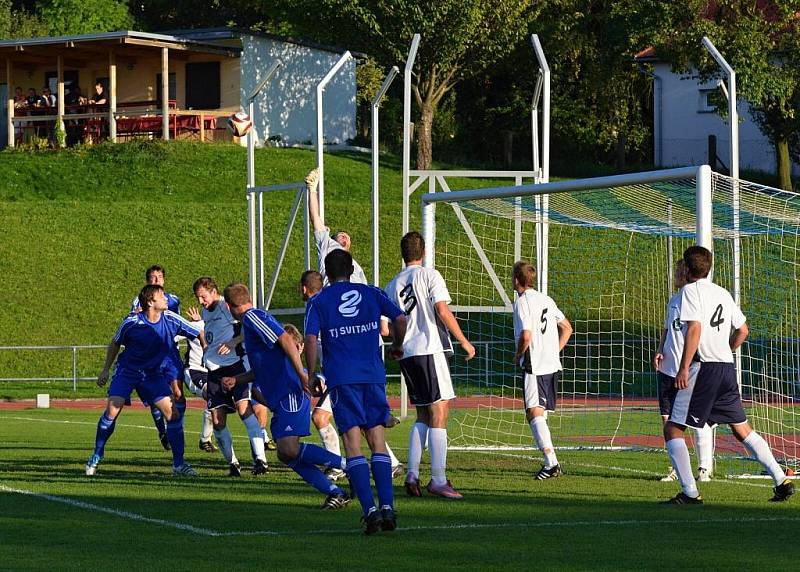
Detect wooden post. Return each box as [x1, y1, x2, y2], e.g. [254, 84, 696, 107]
[199, 112, 205, 142]
[57, 55, 64, 146]
[161, 47, 169, 141]
[109, 51, 116, 142]
[6, 59, 13, 148]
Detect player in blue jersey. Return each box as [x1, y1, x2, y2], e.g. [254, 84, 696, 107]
[130, 264, 185, 451]
[304, 249, 408, 534]
[86, 284, 203, 476]
[221, 283, 351, 509]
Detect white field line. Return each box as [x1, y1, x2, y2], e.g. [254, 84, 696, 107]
[3, 483, 799, 538]
[0, 415, 155, 431]
[477, 451, 774, 489]
[0, 484, 218, 536]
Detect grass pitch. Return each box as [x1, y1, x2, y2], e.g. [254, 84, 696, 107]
[1, 407, 797, 571]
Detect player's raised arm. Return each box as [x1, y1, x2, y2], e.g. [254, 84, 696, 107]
[435, 301, 475, 361]
[305, 168, 326, 233]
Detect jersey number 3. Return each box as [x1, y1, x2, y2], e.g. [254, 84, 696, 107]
[399, 284, 418, 315]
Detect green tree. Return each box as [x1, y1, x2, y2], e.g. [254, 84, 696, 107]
[285, 0, 536, 169]
[37, 0, 133, 36]
[651, 0, 800, 190]
[0, 0, 47, 39]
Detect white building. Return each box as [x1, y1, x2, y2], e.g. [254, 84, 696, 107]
[0, 27, 356, 148]
[636, 47, 799, 176]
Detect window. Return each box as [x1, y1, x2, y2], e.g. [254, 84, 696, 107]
[156, 72, 177, 104]
[185, 62, 220, 109]
[698, 88, 718, 114]
[43, 71, 80, 94]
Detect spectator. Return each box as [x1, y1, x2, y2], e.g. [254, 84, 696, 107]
[89, 82, 107, 105]
[65, 86, 86, 107]
[41, 87, 56, 108]
[13, 87, 26, 108]
[25, 88, 38, 107]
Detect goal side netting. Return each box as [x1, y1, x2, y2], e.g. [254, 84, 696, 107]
[422, 167, 800, 477]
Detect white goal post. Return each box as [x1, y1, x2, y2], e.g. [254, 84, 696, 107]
[420, 165, 800, 477]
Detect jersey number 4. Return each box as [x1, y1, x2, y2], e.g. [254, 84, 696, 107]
[399, 284, 418, 315]
[710, 304, 725, 331]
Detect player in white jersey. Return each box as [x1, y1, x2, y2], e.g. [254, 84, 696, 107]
[653, 259, 714, 482]
[512, 261, 573, 480]
[193, 276, 268, 476]
[184, 306, 216, 453]
[386, 232, 476, 499]
[305, 168, 368, 285]
[300, 269, 404, 479]
[662, 246, 793, 504]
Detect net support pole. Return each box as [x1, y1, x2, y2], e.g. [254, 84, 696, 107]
[532, 34, 551, 294]
[702, 37, 742, 389]
[245, 60, 282, 308]
[402, 34, 421, 235]
[371, 66, 399, 286]
[316, 51, 353, 221]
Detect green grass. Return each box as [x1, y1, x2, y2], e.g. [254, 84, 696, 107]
[1, 407, 797, 570]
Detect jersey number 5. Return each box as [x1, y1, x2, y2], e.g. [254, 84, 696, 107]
[710, 304, 725, 331]
[540, 308, 548, 334]
[399, 284, 418, 315]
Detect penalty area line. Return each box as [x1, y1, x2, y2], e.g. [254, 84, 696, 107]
[3, 483, 798, 538]
[0, 484, 219, 536]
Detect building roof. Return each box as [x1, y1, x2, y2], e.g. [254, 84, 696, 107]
[0, 30, 241, 56]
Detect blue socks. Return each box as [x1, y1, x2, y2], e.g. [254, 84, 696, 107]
[150, 406, 166, 436]
[299, 443, 344, 469]
[166, 406, 185, 468]
[371, 452, 394, 508]
[346, 456, 376, 516]
[93, 412, 117, 457]
[287, 458, 341, 495]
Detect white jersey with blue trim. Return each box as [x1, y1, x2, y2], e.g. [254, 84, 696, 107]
[202, 299, 241, 370]
[314, 228, 368, 286]
[679, 278, 746, 364]
[659, 291, 684, 377]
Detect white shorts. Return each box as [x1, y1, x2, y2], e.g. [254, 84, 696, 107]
[314, 393, 333, 414]
[399, 352, 455, 406]
[523, 371, 560, 412]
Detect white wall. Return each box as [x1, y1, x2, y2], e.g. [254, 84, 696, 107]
[240, 36, 356, 146]
[654, 62, 799, 176]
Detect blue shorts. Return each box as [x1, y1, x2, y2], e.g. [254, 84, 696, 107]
[270, 392, 311, 440]
[161, 349, 183, 383]
[330, 383, 390, 434]
[109, 368, 172, 406]
[668, 362, 746, 428]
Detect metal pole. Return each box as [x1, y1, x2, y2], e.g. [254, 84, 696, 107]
[371, 66, 399, 286]
[244, 60, 281, 306]
[72, 346, 77, 392]
[403, 34, 421, 235]
[667, 199, 674, 293]
[247, 98, 258, 305]
[316, 51, 353, 221]
[532, 34, 551, 293]
[702, 36, 740, 386]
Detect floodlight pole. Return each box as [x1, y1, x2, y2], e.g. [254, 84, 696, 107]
[402, 34, 421, 236]
[532, 34, 551, 294]
[316, 51, 353, 221]
[703, 36, 741, 388]
[371, 66, 400, 286]
[247, 60, 281, 309]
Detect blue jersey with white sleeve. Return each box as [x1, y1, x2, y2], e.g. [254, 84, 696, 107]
[114, 310, 200, 373]
[241, 308, 303, 409]
[130, 292, 181, 315]
[304, 281, 403, 387]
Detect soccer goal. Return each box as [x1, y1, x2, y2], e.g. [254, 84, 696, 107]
[421, 165, 800, 477]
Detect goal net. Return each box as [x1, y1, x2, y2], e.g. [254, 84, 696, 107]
[422, 166, 800, 477]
